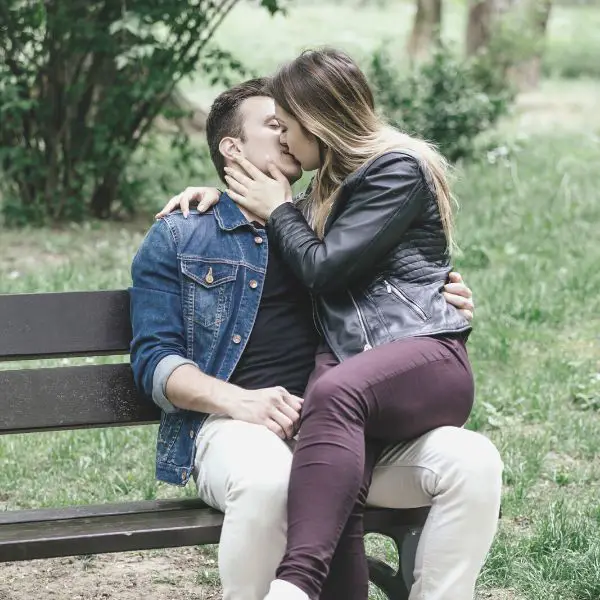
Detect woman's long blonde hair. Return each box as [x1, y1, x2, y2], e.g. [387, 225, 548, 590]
[268, 48, 455, 250]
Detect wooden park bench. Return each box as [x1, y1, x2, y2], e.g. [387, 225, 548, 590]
[0, 290, 429, 599]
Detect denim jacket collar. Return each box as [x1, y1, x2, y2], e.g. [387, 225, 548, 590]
[214, 193, 255, 231]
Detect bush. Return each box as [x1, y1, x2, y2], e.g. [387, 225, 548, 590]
[0, 0, 282, 227]
[368, 44, 515, 162]
[125, 135, 218, 217]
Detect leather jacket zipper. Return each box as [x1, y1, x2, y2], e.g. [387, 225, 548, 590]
[384, 279, 427, 320]
[348, 291, 373, 351]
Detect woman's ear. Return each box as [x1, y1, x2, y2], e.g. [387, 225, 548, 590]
[219, 137, 243, 161]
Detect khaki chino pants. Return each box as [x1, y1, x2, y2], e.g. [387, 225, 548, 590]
[194, 416, 502, 600]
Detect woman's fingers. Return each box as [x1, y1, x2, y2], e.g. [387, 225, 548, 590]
[179, 194, 192, 218]
[266, 161, 288, 185]
[444, 282, 472, 299]
[197, 188, 222, 212]
[224, 175, 248, 197]
[232, 154, 266, 180]
[224, 166, 253, 188]
[226, 188, 249, 209]
[459, 309, 474, 323]
[155, 190, 195, 219]
[155, 197, 181, 219]
[155, 187, 222, 220]
[448, 271, 464, 284]
[442, 290, 474, 312]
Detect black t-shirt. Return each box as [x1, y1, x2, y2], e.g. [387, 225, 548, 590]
[229, 235, 319, 397]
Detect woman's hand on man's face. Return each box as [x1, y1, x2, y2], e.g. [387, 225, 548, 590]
[155, 186, 221, 219]
[224, 154, 293, 220]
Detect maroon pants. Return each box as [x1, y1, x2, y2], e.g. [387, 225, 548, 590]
[276, 335, 474, 600]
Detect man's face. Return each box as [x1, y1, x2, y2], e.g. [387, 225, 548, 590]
[235, 96, 303, 184]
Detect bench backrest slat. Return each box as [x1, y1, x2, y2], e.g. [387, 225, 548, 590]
[0, 291, 132, 361]
[0, 363, 160, 434]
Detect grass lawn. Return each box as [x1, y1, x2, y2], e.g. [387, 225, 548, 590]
[1, 1, 600, 597]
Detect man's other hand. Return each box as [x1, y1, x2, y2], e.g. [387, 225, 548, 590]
[229, 386, 303, 440]
[443, 271, 475, 322]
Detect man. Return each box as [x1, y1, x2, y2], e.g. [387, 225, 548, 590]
[130, 78, 502, 600]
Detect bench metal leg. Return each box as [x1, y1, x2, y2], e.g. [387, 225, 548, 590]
[367, 526, 422, 600]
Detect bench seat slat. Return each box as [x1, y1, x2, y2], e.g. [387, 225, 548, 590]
[0, 498, 210, 526]
[0, 291, 132, 361]
[0, 506, 224, 562]
[0, 364, 160, 434]
[0, 503, 428, 562]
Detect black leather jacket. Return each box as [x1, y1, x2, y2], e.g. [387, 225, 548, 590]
[267, 150, 471, 361]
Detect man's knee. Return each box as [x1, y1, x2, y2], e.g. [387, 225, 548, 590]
[226, 468, 290, 521]
[435, 427, 503, 504]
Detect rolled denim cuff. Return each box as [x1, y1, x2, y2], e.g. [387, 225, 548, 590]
[152, 354, 197, 413]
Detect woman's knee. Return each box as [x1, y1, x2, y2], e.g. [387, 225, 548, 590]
[303, 373, 363, 422]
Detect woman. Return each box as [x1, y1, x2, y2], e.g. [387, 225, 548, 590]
[162, 49, 476, 600]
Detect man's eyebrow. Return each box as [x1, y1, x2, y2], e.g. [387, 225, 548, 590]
[264, 114, 278, 123]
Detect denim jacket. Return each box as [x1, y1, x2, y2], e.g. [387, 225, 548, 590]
[130, 194, 268, 486]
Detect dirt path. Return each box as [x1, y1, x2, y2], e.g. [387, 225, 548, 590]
[0, 547, 520, 600]
[0, 547, 221, 600]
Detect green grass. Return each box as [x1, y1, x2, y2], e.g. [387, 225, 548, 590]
[456, 133, 600, 599]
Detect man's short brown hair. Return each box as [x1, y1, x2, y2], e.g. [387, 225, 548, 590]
[206, 78, 270, 183]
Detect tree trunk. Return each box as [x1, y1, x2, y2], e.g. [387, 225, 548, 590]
[90, 169, 121, 219]
[466, 0, 516, 55]
[466, 0, 496, 55]
[508, 0, 552, 89]
[406, 0, 443, 62]
[466, 0, 552, 90]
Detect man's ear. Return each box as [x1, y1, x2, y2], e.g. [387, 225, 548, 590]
[219, 137, 243, 162]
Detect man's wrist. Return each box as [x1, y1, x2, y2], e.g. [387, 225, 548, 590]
[203, 378, 245, 418]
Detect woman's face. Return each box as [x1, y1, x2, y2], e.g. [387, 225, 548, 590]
[275, 104, 321, 172]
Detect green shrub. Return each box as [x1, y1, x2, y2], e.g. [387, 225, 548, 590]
[368, 44, 515, 162]
[125, 135, 218, 216]
[0, 0, 283, 227]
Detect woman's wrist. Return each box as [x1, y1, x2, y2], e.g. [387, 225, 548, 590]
[266, 201, 295, 226]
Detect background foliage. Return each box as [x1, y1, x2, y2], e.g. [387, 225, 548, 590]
[0, 0, 282, 225]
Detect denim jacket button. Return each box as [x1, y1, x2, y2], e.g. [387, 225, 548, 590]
[254, 236, 263, 244]
[249, 280, 258, 289]
[181, 470, 187, 480]
[232, 334, 242, 344]
[189, 429, 195, 439]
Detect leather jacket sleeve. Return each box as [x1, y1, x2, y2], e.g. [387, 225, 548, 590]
[267, 152, 429, 293]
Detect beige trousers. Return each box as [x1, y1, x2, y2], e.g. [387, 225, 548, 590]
[194, 417, 502, 600]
